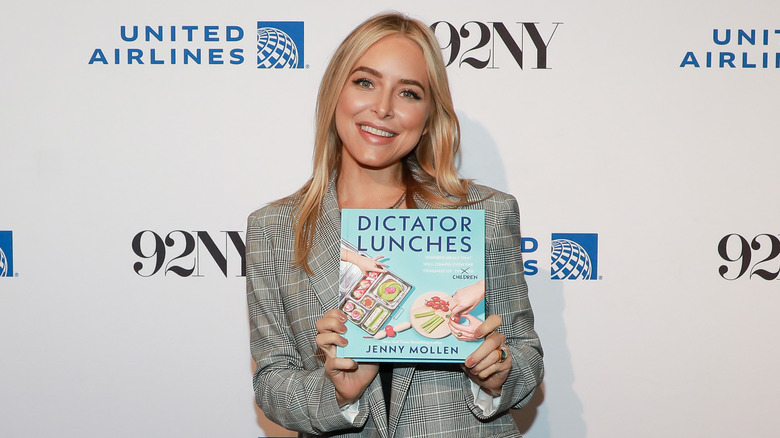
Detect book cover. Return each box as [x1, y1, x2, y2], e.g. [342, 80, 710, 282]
[337, 209, 486, 363]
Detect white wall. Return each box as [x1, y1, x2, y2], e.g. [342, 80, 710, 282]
[2, 1, 779, 437]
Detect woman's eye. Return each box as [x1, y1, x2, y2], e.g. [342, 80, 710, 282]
[354, 78, 373, 88]
[400, 89, 421, 100]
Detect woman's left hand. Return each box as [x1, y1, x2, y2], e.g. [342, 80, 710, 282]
[462, 314, 511, 397]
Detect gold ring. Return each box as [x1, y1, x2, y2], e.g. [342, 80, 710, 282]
[496, 346, 508, 363]
[455, 331, 462, 337]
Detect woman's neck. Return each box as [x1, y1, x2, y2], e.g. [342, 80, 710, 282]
[337, 162, 406, 209]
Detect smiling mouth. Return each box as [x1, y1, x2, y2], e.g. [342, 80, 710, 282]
[360, 124, 396, 138]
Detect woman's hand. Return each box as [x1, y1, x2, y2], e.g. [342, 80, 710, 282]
[462, 314, 511, 397]
[450, 280, 485, 317]
[315, 309, 379, 407]
[448, 314, 483, 341]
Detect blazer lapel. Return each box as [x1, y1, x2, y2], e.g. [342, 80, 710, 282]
[365, 377, 390, 438]
[307, 177, 342, 312]
[388, 365, 415, 437]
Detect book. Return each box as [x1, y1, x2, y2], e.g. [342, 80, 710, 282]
[337, 209, 486, 363]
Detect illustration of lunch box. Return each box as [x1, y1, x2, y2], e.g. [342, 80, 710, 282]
[339, 270, 413, 335]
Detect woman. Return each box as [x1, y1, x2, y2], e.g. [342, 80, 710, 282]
[246, 12, 543, 437]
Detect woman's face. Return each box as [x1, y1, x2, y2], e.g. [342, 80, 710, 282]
[335, 35, 431, 172]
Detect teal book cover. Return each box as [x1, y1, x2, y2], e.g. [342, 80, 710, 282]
[337, 209, 486, 363]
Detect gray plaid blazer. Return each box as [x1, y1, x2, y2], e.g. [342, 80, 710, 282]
[247, 178, 543, 438]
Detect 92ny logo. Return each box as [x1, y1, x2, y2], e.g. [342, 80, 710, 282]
[132, 230, 245, 277]
[430, 21, 562, 69]
[718, 233, 780, 280]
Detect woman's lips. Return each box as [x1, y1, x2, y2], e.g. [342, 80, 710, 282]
[359, 124, 396, 138]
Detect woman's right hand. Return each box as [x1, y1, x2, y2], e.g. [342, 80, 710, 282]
[315, 309, 379, 407]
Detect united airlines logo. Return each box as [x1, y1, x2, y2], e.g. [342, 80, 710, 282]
[257, 21, 305, 68]
[88, 25, 246, 65]
[550, 233, 599, 280]
[0, 231, 14, 278]
[681, 28, 780, 69]
[86, 21, 307, 68]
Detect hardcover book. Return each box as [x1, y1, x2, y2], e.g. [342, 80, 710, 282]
[337, 208, 485, 363]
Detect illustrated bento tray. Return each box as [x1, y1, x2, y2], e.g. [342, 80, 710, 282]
[340, 271, 413, 335]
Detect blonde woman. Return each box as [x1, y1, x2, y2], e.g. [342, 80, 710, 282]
[247, 12, 543, 437]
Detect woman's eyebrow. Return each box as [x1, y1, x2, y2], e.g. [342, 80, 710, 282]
[399, 79, 425, 90]
[351, 66, 382, 77]
[351, 66, 425, 90]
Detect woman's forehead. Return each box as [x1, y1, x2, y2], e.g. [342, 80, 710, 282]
[351, 35, 429, 85]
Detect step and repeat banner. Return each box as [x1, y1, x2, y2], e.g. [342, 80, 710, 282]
[2, 1, 779, 437]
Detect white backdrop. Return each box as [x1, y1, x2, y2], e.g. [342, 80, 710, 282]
[2, 1, 780, 437]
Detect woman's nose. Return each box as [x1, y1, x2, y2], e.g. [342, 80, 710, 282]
[371, 91, 393, 119]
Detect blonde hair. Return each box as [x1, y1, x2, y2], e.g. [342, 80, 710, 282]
[284, 12, 478, 273]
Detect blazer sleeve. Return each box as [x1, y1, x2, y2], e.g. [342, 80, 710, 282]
[246, 210, 367, 434]
[467, 192, 544, 417]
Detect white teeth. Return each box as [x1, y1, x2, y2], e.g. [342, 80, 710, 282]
[360, 125, 395, 137]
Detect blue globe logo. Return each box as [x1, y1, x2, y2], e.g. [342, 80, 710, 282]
[257, 27, 299, 68]
[551, 238, 593, 280]
[0, 248, 7, 277]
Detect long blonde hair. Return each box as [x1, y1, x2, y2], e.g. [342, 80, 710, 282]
[284, 12, 477, 273]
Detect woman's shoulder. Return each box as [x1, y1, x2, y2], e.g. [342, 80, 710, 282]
[465, 182, 518, 209]
[247, 196, 297, 229]
[464, 183, 522, 237]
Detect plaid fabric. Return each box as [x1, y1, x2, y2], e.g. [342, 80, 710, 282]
[247, 179, 543, 437]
